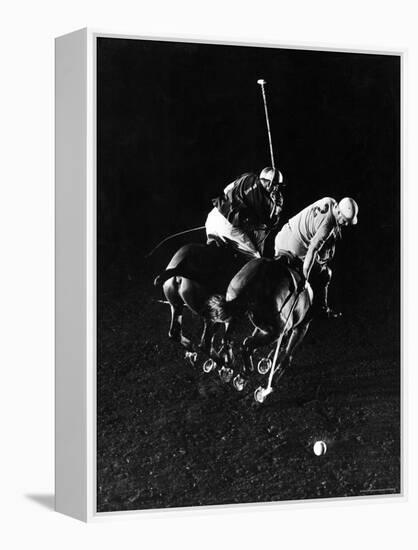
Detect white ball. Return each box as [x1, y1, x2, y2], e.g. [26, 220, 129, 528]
[313, 440, 327, 456]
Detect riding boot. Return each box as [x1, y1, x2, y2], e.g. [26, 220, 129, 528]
[311, 265, 342, 320]
[319, 284, 342, 319]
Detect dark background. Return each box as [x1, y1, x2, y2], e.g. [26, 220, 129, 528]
[98, 38, 400, 311]
[97, 38, 400, 512]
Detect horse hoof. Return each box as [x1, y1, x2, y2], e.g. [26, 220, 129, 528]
[257, 357, 272, 375]
[233, 374, 246, 392]
[203, 358, 215, 373]
[219, 366, 233, 383]
[185, 351, 198, 366]
[254, 386, 272, 403]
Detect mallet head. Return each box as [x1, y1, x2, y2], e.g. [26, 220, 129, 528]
[257, 79, 266, 85]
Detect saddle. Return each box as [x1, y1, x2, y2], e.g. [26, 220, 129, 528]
[207, 233, 260, 261]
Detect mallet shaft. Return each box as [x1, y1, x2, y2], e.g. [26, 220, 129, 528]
[257, 79, 275, 169]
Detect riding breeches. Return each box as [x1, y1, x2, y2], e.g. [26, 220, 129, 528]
[274, 222, 307, 258]
[205, 207, 261, 259]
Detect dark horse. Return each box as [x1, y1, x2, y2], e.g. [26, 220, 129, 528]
[207, 255, 313, 402]
[153, 242, 247, 376]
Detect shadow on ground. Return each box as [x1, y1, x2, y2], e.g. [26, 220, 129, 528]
[26, 494, 55, 511]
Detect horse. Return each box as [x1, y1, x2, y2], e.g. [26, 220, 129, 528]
[206, 254, 313, 402]
[153, 242, 248, 378]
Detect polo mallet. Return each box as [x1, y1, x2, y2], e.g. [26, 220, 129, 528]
[254, 286, 303, 403]
[257, 79, 275, 170]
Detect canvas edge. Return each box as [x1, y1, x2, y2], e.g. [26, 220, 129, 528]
[55, 27, 91, 522]
[89, 27, 406, 56]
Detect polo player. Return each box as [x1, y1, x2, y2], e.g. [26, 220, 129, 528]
[205, 167, 285, 258]
[274, 196, 359, 319]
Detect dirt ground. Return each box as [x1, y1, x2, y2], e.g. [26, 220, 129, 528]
[97, 272, 400, 512]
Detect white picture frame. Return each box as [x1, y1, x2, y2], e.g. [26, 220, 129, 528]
[55, 28, 404, 522]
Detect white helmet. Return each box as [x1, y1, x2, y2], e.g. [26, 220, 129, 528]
[259, 167, 284, 185]
[338, 197, 358, 225]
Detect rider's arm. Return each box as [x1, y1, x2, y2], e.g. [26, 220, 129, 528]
[303, 221, 334, 280]
[245, 184, 283, 228]
[223, 181, 236, 195]
[241, 178, 266, 223]
[303, 246, 319, 280]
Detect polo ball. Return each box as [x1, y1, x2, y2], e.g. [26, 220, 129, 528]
[313, 441, 327, 456]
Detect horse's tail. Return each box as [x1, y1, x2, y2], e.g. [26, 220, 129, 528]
[206, 294, 240, 323]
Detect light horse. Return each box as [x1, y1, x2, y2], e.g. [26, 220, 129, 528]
[153, 242, 247, 379]
[207, 254, 313, 402]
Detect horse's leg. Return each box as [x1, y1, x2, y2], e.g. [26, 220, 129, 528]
[199, 320, 221, 361]
[209, 323, 221, 360]
[198, 318, 213, 353]
[208, 319, 236, 383]
[198, 321, 224, 375]
[177, 277, 213, 357]
[218, 319, 237, 367]
[163, 278, 194, 351]
[281, 319, 311, 372]
[163, 279, 182, 341]
[228, 324, 279, 394]
[242, 326, 278, 374]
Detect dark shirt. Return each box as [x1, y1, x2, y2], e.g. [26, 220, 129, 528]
[213, 173, 283, 230]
